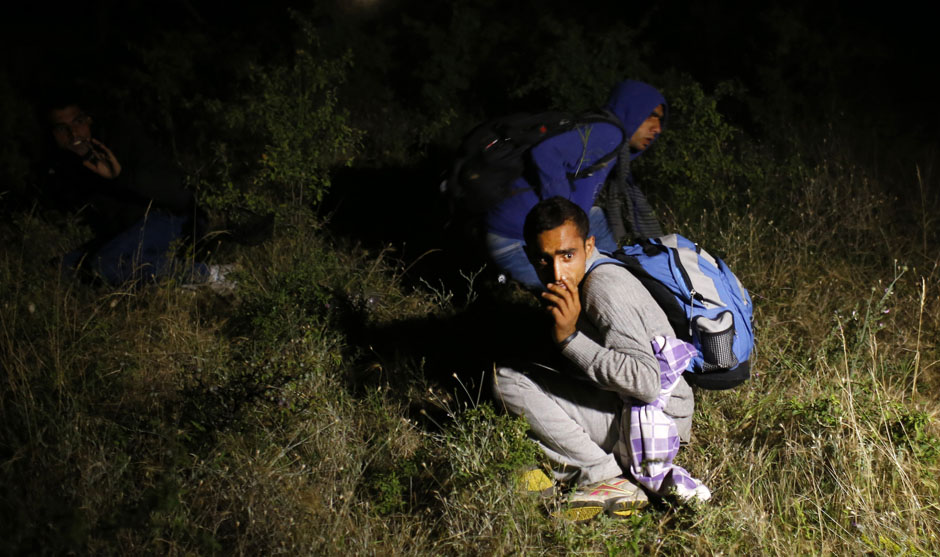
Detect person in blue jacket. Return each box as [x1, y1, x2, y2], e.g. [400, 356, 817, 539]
[485, 80, 666, 289]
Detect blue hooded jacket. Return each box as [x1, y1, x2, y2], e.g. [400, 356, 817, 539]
[485, 80, 666, 240]
[606, 80, 667, 161]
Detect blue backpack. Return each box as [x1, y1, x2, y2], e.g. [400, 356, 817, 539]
[590, 234, 755, 390]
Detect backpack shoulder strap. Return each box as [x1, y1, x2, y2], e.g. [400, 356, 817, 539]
[569, 109, 626, 180]
[585, 252, 624, 275]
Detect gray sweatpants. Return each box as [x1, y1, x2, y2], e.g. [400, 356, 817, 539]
[492, 364, 694, 486]
[493, 364, 627, 485]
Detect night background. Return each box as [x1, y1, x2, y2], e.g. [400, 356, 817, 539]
[4, 0, 939, 244]
[1, 1, 939, 554]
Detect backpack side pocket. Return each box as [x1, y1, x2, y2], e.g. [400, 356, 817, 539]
[693, 311, 738, 370]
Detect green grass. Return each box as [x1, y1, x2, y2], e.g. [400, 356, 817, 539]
[3, 135, 940, 557]
[2, 231, 936, 555]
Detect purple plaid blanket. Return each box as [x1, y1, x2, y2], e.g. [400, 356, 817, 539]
[620, 336, 711, 502]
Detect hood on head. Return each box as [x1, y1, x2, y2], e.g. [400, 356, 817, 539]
[605, 79, 667, 160]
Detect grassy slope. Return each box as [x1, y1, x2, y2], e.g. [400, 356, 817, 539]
[1, 150, 939, 556]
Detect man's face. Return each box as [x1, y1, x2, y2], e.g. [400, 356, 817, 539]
[628, 104, 664, 152]
[528, 220, 595, 288]
[49, 105, 93, 156]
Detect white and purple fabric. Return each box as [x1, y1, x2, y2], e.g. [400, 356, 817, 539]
[622, 336, 711, 501]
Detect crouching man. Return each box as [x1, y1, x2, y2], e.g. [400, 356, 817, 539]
[492, 196, 709, 522]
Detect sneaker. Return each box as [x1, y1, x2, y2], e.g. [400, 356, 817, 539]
[605, 480, 650, 518]
[553, 476, 648, 523]
[181, 263, 238, 292]
[671, 482, 712, 503]
[206, 263, 238, 292]
[519, 468, 556, 496]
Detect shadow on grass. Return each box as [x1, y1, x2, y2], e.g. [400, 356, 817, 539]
[354, 284, 563, 424]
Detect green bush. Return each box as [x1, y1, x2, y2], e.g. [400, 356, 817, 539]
[197, 14, 362, 225]
[509, 20, 650, 111]
[439, 403, 538, 486]
[634, 77, 765, 221]
[0, 75, 39, 204]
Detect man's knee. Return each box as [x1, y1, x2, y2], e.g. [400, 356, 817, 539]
[491, 366, 532, 416]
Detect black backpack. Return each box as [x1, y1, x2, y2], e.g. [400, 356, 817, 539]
[444, 109, 625, 214]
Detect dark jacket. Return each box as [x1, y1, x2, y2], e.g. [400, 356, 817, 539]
[41, 120, 195, 241]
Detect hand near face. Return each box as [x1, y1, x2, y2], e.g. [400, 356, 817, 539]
[81, 138, 122, 179]
[541, 276, 581, 345]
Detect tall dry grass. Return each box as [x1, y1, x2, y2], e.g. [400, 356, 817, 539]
[1, 145, 939, 555]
